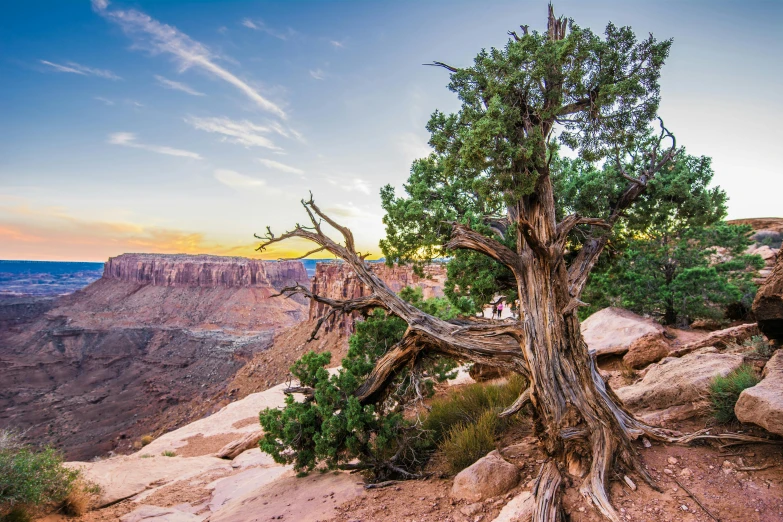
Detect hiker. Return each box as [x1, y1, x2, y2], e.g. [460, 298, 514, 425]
[491, 302, 498, 319]
[497, 301, 504, 318]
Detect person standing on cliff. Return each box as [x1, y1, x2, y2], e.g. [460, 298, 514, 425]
[497, 300, 504, 319]
[491, 302, 498, 319]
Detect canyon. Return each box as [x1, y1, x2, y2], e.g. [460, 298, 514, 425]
[0, 255, 448, 461]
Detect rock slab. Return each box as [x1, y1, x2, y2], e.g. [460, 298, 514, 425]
[492, 491, 533, 522]
[753, 252, 783, 342]
[622, 333, 671, 369]
[735, 350, 783, 436]
[616, 348, 745, 414]
[451, 450, 519, 502]
[581, 307, 664, 357]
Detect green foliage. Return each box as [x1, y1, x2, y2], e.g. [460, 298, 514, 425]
[160, 451, 176, 457]
[424, 375, 526, 443]
[744, 335, 775, 358]
[0, 431, 80, 520]
[440, 411, 499, 474]
[259, 290, 458, 481]
[708, 365, 760, 424]
[583, 223, 763, 324]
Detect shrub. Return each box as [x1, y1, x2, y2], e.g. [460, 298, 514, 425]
[161, 450, 176, 457]
[140, 435, 153, 446]
[0, 431, 80, 520]
[744, 335, 775, 358]
[709, 365, 760, 423]
[439, 410, 499, 473]
[61, 480, 100, 517]
[424, 374, 526, 443]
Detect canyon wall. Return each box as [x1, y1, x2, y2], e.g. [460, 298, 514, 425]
[309, 261, 447, 334]
[0, 255, 309, 460]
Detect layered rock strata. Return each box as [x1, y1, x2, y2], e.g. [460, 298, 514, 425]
[0, 255, 309, 460]
[309, 261, 447, 334]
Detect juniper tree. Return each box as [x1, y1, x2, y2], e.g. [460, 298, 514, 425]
[259, 7, 763, 520]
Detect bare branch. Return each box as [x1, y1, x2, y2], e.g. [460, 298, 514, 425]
[280, 245, 328, 261]
[423, 61, 459, 73]
[444, 222, 523, 276]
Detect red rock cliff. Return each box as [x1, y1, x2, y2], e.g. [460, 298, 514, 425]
[309, 262, 447, 334]
[104, 254, 308, 291]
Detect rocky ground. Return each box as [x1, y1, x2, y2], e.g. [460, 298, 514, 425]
[37, 309, 783, 522]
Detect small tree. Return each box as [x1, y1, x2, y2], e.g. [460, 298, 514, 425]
[258, 288, 456, 480]
[585, 223, 763, 325]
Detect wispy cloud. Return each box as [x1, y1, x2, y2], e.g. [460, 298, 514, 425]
[40, 60, 121, 80]
[186, 116, 283, 150]
[107, 132, 202, 159]
[154, 75, 205, 96]
[327, 177, 371, 195]
[309, 69, 325, 80]
[213, 169, 266, 189]
[94, 96, 115, 106]
[92, 0, 285, 118]
[257, 158, 304, 176]
[241, 18, 297, 41]
[329, 40, 345, 48]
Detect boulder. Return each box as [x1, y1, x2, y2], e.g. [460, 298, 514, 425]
[581, 307, 664, 357]
[616, 348, 745, 415]
[669, 323, 759, 357]
[492, 491, 533, 522]
[119, 505, 203, 522]
[753, 252, 783, 342]
[451, 450, 519, 502]
[735, 350, 783, 436]
[622, 333, 671, 369]
[469, 363, 512, 382]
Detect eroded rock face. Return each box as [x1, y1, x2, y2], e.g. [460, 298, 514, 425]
[753, 253, 783, 342]
[451, 450, 519, 502]
[581, 307, 665, 357]
[735, 350, 783, 436]
[309, 262, 446, 334]
[669, 323, 759, 357]
[616, 348, 744, 417]
[0, 255, 309, 460]
[622, 333, 671, 369]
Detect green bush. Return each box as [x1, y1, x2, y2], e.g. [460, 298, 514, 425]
[440, 410, 499, 473]
[0, 432, 80, 521]
[708, 365, 760, 423]
[744, 335, 775, 358]
[161, 450, 176, 457]
[259, 289, 458, 482]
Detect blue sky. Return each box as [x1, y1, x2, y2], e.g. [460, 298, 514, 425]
[1, 0, 781, 261]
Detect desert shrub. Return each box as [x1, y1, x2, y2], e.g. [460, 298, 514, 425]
[708, 365, 760, 423]
[60, 480, 100, 517]
[140, 435, 153, 446]
[424, 374, 526, 443]
[259, 289, 457, 481]
[754, 231, 782, 249]
[161, 450, 176, 457]
[744, 335, 775, 358]
[440, 410, 499, 473]
[0, 431, 80, 520]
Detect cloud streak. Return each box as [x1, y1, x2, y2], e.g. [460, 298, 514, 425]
[257, 158, 304, 176]
[108, 132, 202, 159]
[40, 60, 121, 80]
[154, 75, 205, 96]
[241, 18, 297, 41]
[309, 69, 325, 80]
[92, 0, 285, 118]
[186, 116, 284, 150]
[213, 169, 266, 189]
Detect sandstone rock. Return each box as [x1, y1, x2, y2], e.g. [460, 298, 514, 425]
[215, 429, 265, 459]
[68, 455, 232, 507]
[229, 448, 277, 469]
[119, 505, 203, 522]
[207, 466, 291, 512]
[622, 333, 671, 369]
[616, 348, 744, 415]
[735, 350, 783, 436]
[669, 323, 759, 357]
[492, 491, 533, 522]
[208, 471, 363, 522]
[581, 307, 664, 357]
[753, 252, 783, 342]
[310, 262, 446, 334]
[451, 450, 519, 502]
